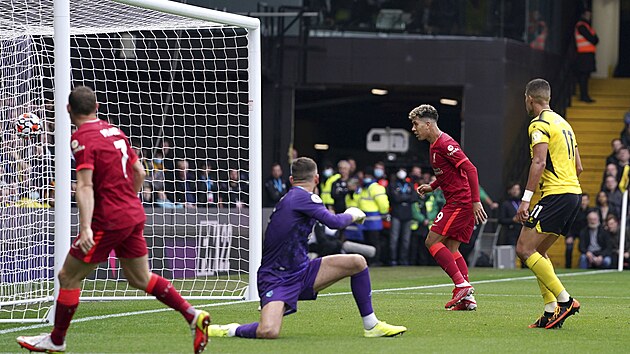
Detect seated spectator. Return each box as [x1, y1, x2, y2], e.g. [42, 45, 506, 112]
[605, 214, 630, 269]
[218, 168, 249, 209]
[172, 160, 196, 208]
[578, 210, 612, 269]
[498, 182, 522, 246]
[620, 119, 630, 147]
[154, 189, 183, 209]
[601, 163, 619, 191]
[615, 146, 630, 174]
[197, 161, 217, 206]
[602, 175, 623, 213]
[141, 184, 153, 207]
[595, 190, 619, 223]
[605, 138, 623, 165]
[14, 189, 50, 208]
[263, 163, 288, 207]
[150, 150, 166, 191]
[565, 193, 591, 268]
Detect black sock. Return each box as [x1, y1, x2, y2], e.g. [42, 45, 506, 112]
[544, 311, 554, 317]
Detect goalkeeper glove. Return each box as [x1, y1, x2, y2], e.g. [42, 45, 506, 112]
[344, 207, 366, 224]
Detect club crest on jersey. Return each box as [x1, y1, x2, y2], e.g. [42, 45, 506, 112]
[446, 145, 460, 156]
[532, 131, 542, 143]
[71, 139, 85, 154]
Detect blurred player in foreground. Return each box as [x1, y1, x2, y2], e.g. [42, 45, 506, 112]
[16, 86, 211, 353]
[516, 78, 581, 329]
[208, 157, 407, 339]
[410, 104, 487, 310]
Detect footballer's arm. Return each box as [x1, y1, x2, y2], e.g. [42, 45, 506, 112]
[131, 160, 146, 193]
[517, 142, 548, 223]
[575, 146, 583, 177]
[76, 169, 95, 254]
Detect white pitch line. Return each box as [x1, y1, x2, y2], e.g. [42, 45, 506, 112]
[0, 269, 614, 335]
[319, 269, 614, 297]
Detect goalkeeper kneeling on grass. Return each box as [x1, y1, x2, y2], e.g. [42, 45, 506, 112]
[209, 157, 406, 339]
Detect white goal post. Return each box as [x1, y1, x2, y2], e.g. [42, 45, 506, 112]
[0, 0, 261, 323]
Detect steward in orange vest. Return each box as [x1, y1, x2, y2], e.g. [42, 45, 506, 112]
[574, 9, 599, 102]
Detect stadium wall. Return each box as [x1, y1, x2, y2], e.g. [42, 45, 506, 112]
[273, 36, 565, 198]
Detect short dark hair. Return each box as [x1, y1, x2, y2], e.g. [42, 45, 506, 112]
[525, 78, 551, 103]
[291, 157, 317, 183]
[68, 86, 97, 115]
[409, 104, 439, 121]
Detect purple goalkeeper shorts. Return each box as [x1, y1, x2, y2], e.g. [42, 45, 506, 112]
[258, 258, 322, 315]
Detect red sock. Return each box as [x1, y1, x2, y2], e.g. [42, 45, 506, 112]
[50, 288, 80, 346]
[429, 243, 466, 285]
[146, 274, 195, 323]
[452, 251, 469, 282]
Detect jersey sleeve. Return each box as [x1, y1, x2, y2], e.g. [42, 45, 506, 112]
[441, 141, 469, 169]
[529, 121, 551, 147]
[294, 192, 353, 229]
[71, 132, 96, 171]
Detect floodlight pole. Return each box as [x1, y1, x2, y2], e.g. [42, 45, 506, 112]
[49, 0, 72, 322]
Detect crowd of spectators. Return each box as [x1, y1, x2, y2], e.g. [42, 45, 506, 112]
[0, 130, 251, 212]
[562, 113, 630, 270]
[272, 157, 500, 267]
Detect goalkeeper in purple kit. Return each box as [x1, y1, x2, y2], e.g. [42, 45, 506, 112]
[209, 157, 407, 339]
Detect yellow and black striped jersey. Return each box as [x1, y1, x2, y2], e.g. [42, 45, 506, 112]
[528, 109, 582, 197]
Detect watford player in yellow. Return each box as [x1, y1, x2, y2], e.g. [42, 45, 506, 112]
[515, 78, 582, 329]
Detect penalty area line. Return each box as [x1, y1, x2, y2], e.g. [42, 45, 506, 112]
[0, 269, 612, 335]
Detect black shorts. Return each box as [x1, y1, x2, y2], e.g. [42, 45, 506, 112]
[524, 193, 580, 236]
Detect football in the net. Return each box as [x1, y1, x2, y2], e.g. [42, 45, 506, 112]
[15, 112, 42, 139]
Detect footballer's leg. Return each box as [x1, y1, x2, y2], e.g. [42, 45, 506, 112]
[209, 301, 285, 339]
[517, 230, 579, 329]
[121, 256, 210, 353]
[426, 232, 473, 308]
[17, 254, 96, 352]
[313, 255, 407, 337]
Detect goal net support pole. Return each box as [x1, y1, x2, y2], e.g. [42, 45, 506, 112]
[49, 0, 72, 323]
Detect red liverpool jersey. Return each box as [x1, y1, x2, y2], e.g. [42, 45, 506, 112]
[71, 119, 146, 230]
[429, 132, 473, 204]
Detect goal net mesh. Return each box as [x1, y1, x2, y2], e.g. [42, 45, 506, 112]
[1, 0, 253, 322]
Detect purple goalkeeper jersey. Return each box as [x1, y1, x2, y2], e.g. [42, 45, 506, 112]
[258, 186, 353, 288]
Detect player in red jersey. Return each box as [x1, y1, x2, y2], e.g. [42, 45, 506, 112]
[409, 104, 487, 310]
[17, 87, 211, 354]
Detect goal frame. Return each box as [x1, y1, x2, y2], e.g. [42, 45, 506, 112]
[49, 0, 262, 322]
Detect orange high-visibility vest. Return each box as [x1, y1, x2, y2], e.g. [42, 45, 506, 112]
[529, 22, 547, 50]
[575, 21, 596, 53]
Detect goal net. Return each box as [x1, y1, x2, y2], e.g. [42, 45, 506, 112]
[0, 0, 261, 323]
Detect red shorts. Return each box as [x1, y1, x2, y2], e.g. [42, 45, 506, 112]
[430, 204, 475, 243]
[69, 222, 148, 264]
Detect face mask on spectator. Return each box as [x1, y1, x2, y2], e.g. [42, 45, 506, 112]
[363, 177, 374, 186]
[396, 170, 407, 180]
[374, 168, 384, 178]
[30, 191, 40, 200]
[323, 168, 333, 178]
[154, 158, 163, 164]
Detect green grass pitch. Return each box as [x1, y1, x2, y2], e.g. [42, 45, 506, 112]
[1, 267, 629, 353]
